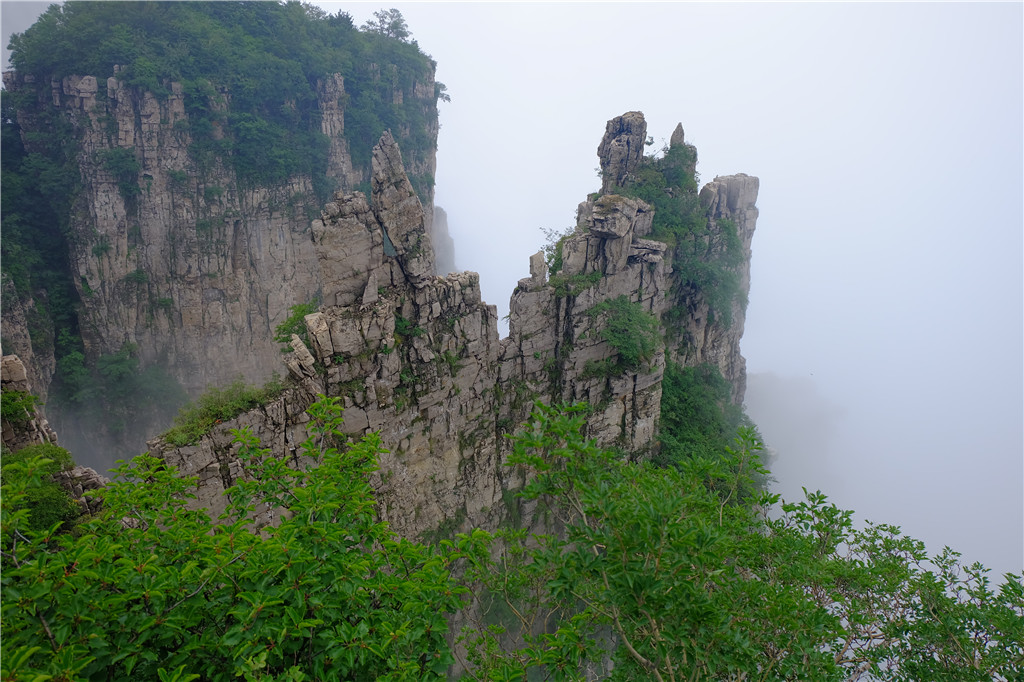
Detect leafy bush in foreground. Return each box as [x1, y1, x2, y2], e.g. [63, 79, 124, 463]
[2, 397, 483, 681]
[3, 400, 1020, 680]
[0, 443, 79, 533]
[459, 402, 1024, 681]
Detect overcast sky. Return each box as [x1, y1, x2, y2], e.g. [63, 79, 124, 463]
[4, 2, 1022, 578]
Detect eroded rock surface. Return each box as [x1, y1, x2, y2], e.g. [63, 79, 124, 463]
[2, 66, 438, 459]
[598, 111, 647, 194]
[148, 115, 760, 541]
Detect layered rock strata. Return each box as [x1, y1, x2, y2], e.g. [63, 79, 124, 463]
[2, 68, 437, 398]
[148, 114, 760, 539]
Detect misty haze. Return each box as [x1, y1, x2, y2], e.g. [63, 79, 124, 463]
[1, 2, 1020, 678]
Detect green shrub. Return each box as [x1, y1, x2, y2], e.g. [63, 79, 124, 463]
[123, 269, 148, 284]
[540, 225, 574, 275]
[655, 362, 764, 495]
[98, 147, 141, 199]
[2, 396, 476, 680]
[161, 376, 287, 446]
[587, 296, 660, 372]
[91, 236, 112, 258]
[1, 390, 38, 426]
[273, 300, 318, 351]
[395, 314, 425, 342]
[616, 142, 745, 326]
[1, 443, 80, 532]
[549, 270, 602, 297]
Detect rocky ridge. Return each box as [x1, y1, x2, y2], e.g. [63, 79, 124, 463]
[147, 113, 760, 539]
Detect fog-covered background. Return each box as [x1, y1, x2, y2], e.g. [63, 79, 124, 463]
[4, 3, 1021, 578]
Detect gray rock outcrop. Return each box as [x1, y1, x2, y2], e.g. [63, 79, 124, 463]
[147, 113, 760, 541]
[598, 111, 647, 194]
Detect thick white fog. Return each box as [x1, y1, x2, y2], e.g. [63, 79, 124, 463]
[4, 3, 1021, 578]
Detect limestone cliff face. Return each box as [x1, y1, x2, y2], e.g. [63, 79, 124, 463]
[0, 280, 56, 403]
[148, 113, 760, 539]
[2, 68, 437, 398]
[691, 172, 759, 402]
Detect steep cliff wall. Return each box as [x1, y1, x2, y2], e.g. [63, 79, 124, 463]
[2, 9, 440, 466]
[148, 113, 759, 539]
[3, 68, 437, 396]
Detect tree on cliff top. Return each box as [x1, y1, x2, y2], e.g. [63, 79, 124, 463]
[361, 9, 411, 42]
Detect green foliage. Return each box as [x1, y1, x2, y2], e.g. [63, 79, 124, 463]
[1, 396, 487, 680]
[123, 268, 149, 284]
[361, 9, 411, 41]
[394, 314, 425, 342]
[1, 390, 39, 426]
[656, 362, 767, 498]
[8, 2, 441, 200]
[54, 342, 189, 438]
[540, 225, 575, 275]
[0, 443, 79, 532]
[657, 362, 744, 459]
[587, 295, 660, 372]
[273, 300, 319, 351]
[98, 146, 141, 200]
[548, 270, 601, 298]
[459, 403, 1024, 681]
[439, 350, 462, 376]
[161, 376, 287, 447]
[616, 142, 745, 326]
[91, 236, 112, 258]
[1, 91, 80, 362]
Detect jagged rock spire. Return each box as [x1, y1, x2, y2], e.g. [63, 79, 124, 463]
[371, 130, 436, 288]
[669, 122, 685, 148]
[597, 111, 647, 194]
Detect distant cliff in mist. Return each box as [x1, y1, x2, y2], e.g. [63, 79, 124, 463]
[1, 2, 448, 466]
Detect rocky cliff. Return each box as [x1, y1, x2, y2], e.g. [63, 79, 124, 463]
[3, 67, 436, 395]
[2, 44, 439, 465]
[147, 113, 760, 539]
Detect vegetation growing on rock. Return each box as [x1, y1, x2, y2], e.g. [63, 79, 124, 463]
[0, 443, 79, 533]
[4, 399, 1020, 680]
[7, 2, 440, 187]
[2, 3, 444, 464]
[616, 141, 746, 325]
[161, 376, 287, 447]
[462, 403, 1023, 680]
[586, 295, 660, 373]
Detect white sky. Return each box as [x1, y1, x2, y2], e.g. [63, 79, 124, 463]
[4, 2, 1022, 578]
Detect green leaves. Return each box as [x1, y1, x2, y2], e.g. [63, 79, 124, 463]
[1, 395, 467, 681]
[586, 296, 661, 372]
[462, 402, 1024, 681]
[3, 400, 1020, 681]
